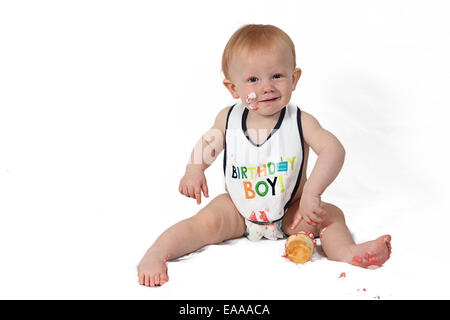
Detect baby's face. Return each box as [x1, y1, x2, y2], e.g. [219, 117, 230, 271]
[224, 42, 301, 116]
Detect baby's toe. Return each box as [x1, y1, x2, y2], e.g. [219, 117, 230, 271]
[138, 273, 144, 285]
[154, 274, 161, 286]
[144, 274, 151, 287]
[150, 275, 156, 287]
[385, 235, 392, 251]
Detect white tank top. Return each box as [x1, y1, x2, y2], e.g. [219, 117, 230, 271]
[223, 102, 305, 224]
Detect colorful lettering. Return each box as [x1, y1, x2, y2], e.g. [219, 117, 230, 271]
[241, 167, 247, 179]
[229, 154, 297, 198]
[243, 181, 255, 199]
[255, 181, 269, 197]
[279, 175, 285, 193]
[267, 162, 276, 175]
[257, 164, 267, 178]
[277, 161, 288, 172]
[287, 156, 296, 170]
[248, 167, 256, 179]
[232, 166, 238, 179]
[266, 176, 278, 196]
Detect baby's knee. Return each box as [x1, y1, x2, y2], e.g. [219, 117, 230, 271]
[203, 213, 223, 234]
[193, 192, 244, 243]
[323, 203, 346, 224]
[194, 210, 224, 243]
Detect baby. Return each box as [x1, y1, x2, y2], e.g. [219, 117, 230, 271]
[137, 24, 392, 287]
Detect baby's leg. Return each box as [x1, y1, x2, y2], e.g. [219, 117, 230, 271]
[316, 203, 391, 268]
[282, 200, 391, 268]
[137, 193, 246, 287]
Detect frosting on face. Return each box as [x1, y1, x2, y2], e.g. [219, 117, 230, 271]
[245, 92, 258, 110]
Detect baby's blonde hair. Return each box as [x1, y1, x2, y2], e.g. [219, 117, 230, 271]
[221, 24, 297, 80]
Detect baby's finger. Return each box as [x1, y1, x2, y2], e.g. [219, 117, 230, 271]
[307, 213, 321, 225]
[188, 185, 196, 199]
[194, 188, 202, 204]
[290, 215, 303, 230]
[304, 215, 314, 226]
[201, 181, 209, 198]
[202, 181, 209, 198]
[182, 185, 189, 197]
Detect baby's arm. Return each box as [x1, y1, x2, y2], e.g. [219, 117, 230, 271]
[178, 106, 231, 204]
[291, 111, 346, 229]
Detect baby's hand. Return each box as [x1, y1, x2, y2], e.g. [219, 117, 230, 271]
[290, 192, 327, 229]
[178, 166, 209, 204]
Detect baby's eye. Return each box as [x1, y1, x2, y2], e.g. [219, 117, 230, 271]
[273, 73, 282, 79]
[247, 76, 258, 83]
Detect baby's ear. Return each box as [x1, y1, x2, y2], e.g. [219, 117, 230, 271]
[223, 79, 240, 99]
[291, 68, 302, 91]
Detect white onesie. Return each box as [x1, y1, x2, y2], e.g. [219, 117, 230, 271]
[223, 102, 305, 240]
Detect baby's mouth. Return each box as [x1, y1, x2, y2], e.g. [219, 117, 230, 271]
[259, 97, 280, 103]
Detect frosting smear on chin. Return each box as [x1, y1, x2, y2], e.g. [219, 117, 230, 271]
[245, 92, 258, 110]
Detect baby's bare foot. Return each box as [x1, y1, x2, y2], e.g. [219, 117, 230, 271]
[137, 250, 169, 287]
[348, 235, 392, 269]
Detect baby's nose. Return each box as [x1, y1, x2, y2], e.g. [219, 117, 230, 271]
[261, 82, 275, 94]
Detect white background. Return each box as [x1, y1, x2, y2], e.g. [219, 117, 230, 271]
[1, 0, 449, 299]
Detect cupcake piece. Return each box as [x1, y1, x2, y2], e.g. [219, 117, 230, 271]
[285, 232, 316, 264]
